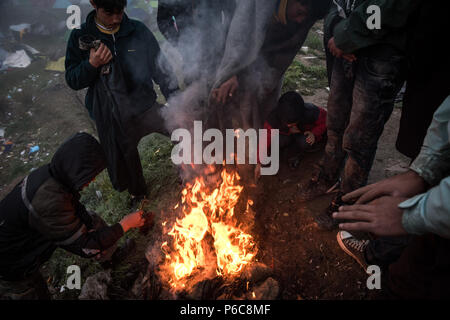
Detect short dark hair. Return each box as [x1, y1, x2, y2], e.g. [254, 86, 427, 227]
[93, 0, 127, 13]
[278, 91, 305, 125]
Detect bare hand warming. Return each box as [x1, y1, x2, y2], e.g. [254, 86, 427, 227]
[342, 170, 427, 205]
[333, 196, 409, 237]
[211, 75, 238, 105]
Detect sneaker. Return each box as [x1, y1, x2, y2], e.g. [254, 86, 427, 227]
[336, 230, 369, 271]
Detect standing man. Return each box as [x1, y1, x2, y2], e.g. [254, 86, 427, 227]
[302, 0, 420, 229]
[65, 0, 178, 201]
[395, 1, 450, 160]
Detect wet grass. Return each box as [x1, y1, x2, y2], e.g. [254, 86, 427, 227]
[282, 59, 328, 96]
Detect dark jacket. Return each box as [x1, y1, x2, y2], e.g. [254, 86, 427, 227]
[0, 133, 123, 281]
[324, 0, 421, 54]
[65, 10, 178, 118]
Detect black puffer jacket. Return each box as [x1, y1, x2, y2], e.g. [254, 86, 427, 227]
[0, 133, 123, 281]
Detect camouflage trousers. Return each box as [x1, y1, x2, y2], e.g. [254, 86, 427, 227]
[319, 49, 406, 193]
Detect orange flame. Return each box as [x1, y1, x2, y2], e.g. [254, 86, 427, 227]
[161, 168, 256, 289]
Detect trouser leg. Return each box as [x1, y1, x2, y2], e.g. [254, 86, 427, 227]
[365, 236, 412, 271]
[318, 58, 355, 181]
[386, 235, 450, 299]
[341, 54, 406, 193]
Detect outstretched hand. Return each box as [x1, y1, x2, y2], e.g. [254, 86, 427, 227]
[211, 76, 238, 105]
[333, 196, 409, 237]
[342, 170, 427, 205]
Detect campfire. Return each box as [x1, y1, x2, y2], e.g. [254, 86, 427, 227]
[142, 163, 280, 300]
[159, 166, 257, 291]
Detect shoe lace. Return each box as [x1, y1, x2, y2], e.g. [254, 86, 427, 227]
[347, 238, 369, 253]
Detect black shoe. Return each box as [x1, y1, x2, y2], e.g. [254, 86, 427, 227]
[298, 176, 339, 202]
[101, 239, 137, 269]
[314, 192, 345, 230]
[288, 156, 301, 169]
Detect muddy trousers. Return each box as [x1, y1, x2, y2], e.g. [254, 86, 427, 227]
[320, 51, 406, 193]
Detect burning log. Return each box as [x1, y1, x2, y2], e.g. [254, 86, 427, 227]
[141, 166, 281, 300]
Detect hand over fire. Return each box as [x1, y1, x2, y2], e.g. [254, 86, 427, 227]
[342, 170, 427, 204]
[211, 75, 238, 105]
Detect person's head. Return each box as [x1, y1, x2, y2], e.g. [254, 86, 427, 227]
[286, 0, 310, 24]
[90, 0, 127, 29]
[277, 91, 305, 126]
[49, 133, 107, 193]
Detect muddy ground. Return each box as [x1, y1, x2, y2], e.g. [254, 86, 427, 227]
[254, 110, 409, 299]
[0, 14, 411, 299]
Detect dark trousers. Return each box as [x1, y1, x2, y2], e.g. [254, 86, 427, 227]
[124, 103, 170, 196]
[0, 271, 50, 300]
[320, 47, 406, 193]
[385, 235, 450, 299]
[365, 236, 411, 271]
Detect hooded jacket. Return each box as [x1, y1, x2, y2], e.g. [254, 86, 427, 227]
[0, 133, 123, 281]
[65, 10, 178, 119]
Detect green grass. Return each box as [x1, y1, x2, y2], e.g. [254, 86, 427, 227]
[282, 59, 328, 96]
[304, 32, 324, 52]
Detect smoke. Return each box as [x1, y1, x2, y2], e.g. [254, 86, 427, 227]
[157, 0, 278, 132]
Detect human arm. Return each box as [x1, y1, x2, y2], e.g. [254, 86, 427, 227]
[31, 182, 144, 258]
[337, 96, 450, 238]
[64, 29, 101, 90]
